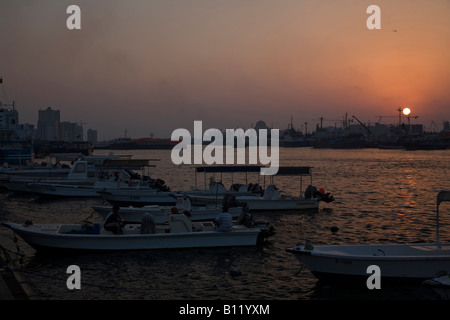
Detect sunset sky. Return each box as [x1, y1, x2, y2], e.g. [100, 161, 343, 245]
[1, 0, 449, 140]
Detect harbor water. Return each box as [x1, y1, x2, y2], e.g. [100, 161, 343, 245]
[0, 147, 449, 300]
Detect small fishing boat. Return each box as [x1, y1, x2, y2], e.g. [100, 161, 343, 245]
[2, 214, 265, 252]
[235, 185, 320, 211]
[1, 156, 146, 194]
[23, 158, 170, 199]
[0, 159, 97, 193]
[180, 165, 265, 205]
[92, 197, 244, 223]
[187, 166, 333, 211]
[286, 190, 450, 282]
[27, 182, 101, 197]
[25, 176, 151, 198]
[98, 188, 176, 206]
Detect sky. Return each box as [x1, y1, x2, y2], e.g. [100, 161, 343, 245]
[1, 0, 449, 140]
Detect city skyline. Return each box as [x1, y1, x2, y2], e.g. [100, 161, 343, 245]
[1, 0, 449, 140]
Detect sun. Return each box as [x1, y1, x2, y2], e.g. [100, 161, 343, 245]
[402, 108, 411, 116]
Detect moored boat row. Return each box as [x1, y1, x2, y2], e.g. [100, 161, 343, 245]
[0, 163, 334, 211]
[2, 161, 450, 291]
[5, 156, 450, 290]
[0, 164, 329, 252]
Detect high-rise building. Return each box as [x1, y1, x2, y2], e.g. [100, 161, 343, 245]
[60, 121, 83, 142]
[37, 107, 60, 141]
[87, 128, 97, 144]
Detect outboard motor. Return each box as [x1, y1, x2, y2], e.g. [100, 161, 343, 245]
[263, 185, 280, 200]
[238, 208, 275, 238]
[209, 181, 226, 194]
[230, 183, 242, 192]
[155, 178, 171, 192]
[316, 187, 335, 203]
[222, 194, 247, 208]
[238, 212, 254, 228]
[304, 185, 335, 203]
[176, 196, 192, 212]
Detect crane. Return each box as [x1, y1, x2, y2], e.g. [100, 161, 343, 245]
[352, 115, 373, 137]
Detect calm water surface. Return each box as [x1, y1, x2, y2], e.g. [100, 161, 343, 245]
[1, 148, 449, 300]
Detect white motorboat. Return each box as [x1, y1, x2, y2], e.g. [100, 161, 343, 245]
[0, 160, 97, 193]
[287, 242, 450, 282]
[187, 166, 333, 211]
[236, 185, 320, 211]
[286, 190, 450, 282]
[27, 182, 101, 197]
[92, 197, 244, 223]
[182, 166, 265, 205]
[193, 184, 321, 211]
[22, 158, 170, 198]
[2, 214, 264, 252]
[98, 188, 176, 206]
[0, 154, 128, 193]
[25, 174, 151, 197]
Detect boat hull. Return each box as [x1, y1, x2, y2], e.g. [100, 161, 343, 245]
[187, 194, 319, 211]
[240, 198, 319, 211]
[99, 190, 176, 206]
[92, 205, 243, 222]
[27, 183, 100, 197]
[3, 222, 261, 252]
[287, 243, 450, 282]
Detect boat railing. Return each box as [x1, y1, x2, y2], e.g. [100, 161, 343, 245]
[192, 165, 314, 193]
[193, 165, 263, 190]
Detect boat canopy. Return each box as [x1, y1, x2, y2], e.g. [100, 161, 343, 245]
[193, 165, 314, 190]
[275, 166, 312, 176]
[194, 165, 262, 173]
[437, 190, 450, 204]
[194, 166, 312, 175]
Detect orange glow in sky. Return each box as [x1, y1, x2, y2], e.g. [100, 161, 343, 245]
[1, 0, 449, 139]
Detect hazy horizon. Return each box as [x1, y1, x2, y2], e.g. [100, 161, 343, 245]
[1, 0, 449, 140]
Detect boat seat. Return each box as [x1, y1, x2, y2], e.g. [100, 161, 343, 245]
[169, 214, 193, 233]
[263, 185, 280, 200]
[192, 221, 215, 232]
[155, 225, 170, 233]
[57, 224, 83, 234]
